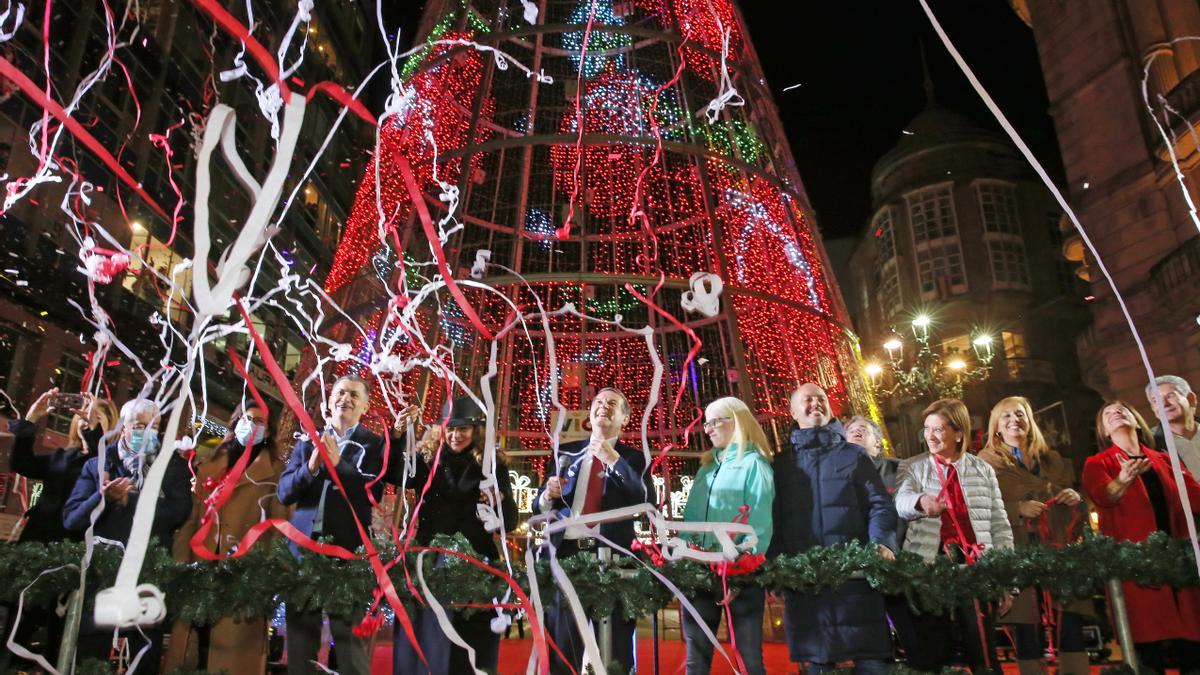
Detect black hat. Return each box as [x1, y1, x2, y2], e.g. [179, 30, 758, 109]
[440, 396, 486, 427]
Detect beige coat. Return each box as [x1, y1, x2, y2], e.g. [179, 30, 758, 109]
[979, 445, 1090, 622]
[165, 444, 287, 675]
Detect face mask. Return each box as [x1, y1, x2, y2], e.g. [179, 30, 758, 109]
[234, 418, 265, 447]
[127, 428, 159, 456]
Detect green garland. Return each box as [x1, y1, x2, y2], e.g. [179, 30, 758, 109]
[1, 533, 1195, 624]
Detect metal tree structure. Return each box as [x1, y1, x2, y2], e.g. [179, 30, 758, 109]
[320, 0, 878, 457]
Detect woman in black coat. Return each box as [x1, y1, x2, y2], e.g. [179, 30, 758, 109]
[2, 388, 114, 671]
[393, 395, 518, 675]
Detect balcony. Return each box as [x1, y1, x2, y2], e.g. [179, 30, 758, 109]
[1004, 358, 1057, 384]
[1149, 237, 1200, 319]
[1157, 69, 1200, 160]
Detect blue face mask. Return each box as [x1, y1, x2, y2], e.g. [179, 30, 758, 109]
[127, 429, 160, 455]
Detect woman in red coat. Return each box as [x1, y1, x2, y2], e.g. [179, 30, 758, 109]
[1082, 400, 1200, 671]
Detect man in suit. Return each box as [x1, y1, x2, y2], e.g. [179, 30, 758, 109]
[277, 375, 415, 675]
[536, 387, 653, 675]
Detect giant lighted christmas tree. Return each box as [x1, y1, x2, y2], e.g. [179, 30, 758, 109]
[322, 0, 877, 458]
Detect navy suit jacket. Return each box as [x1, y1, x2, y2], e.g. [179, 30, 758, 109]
[277, 425, 405, 554]
[536, 439, 653, 551]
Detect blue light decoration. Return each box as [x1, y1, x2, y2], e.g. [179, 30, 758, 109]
[524, 208, 555, 249]
[439, 303, 474, 348]
[723, 187, 821, 308]
[356, 329, 378, 366]
[563, 0, 631, 78]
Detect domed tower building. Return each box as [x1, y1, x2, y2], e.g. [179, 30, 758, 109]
[312, 0, 878, 489]
[844, 96, 1099, 465]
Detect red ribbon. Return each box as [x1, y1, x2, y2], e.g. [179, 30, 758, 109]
[0, 56, 169, 221]
[189, 0, 291, 103]
[394, 156, 495, 341]
[306, 81, 374, 126]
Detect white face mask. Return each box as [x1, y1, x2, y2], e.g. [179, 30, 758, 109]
[234, 417, 265, 447]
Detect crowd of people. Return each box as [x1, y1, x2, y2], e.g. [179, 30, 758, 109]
[3, 373, 1200, 674]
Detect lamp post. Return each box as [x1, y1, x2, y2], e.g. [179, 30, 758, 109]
[864, 314, 996, 404]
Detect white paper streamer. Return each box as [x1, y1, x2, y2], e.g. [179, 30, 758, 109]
[679, 271, 724, 318]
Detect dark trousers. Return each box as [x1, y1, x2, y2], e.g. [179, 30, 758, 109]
[284, 606, 370, 675]
[546, 590, 636, 675]
[1136, 639, 1200, 673]
[680, 586, 765, 675]
[1012, 610, 1087, 659]
[76, 622, 164, 675]
[393, 605, 501, 674]
[893, 596, 1000, 675]
[0, 602, 66, 671]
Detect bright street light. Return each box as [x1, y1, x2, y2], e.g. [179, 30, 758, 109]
[912, 315, 931, 329]
[882, 338, 902, 352]
[864, 362, 883, 377]
[972, 334, 993, 347]
[947, 358, 967, 371]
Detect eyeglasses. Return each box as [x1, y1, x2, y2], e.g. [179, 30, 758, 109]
[702, 417, 731, 430]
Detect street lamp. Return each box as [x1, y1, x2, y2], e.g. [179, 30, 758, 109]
[911, 314, 931, 340]
[863, 314, 996, 403]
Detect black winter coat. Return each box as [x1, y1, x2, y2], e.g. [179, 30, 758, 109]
[62, 442, 193, 547]
[769, 420, 898, 663]
[409, 449, 518, 559]
[8, 419, 104, 543]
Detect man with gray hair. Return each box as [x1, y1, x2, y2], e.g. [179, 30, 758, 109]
[63, 397, 192, 673]
[1145, 375, 1200, 478]
[845, 415, 899, 491]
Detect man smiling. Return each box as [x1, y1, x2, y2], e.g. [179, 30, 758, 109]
[537, 387, 653, 675]
[277, 375, 417, 675]
[770, 383, 897, 675]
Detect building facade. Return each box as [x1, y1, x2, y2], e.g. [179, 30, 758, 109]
[0, 1, 381, 514]
[1012, 0, 1200, 414]
[840, 102, 1099, 466]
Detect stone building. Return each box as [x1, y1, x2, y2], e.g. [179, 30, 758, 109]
[839, 97, 1099, 465]
[0, 2, 381, 515]
[1012, 0, 1200, 412]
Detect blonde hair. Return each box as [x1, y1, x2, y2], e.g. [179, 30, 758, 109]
[1095, 400, 1153, 447]
[700, 397, 773, 465]
[922, 398, 971, 457]
[68, 398, 117, 449]
[983, 396, 1049, 464]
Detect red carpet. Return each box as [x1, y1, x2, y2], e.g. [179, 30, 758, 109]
[370, 638, 1125, 674]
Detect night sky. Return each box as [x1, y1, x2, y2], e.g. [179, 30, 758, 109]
[389, 0, 1061, 240]
[742, 0, 1061, 239]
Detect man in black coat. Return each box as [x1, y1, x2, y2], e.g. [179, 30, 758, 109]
[536, 387, 653, 675]
[277, 374, 416, 675]
[62, 397, 192, 675]
[770, 383, 898, 675]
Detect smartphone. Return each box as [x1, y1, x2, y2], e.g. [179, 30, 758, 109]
[53, 393, 86, 410]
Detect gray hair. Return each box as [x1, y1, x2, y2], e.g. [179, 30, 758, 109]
[1146, 375, 1193, 403]
[847, 415, 883, 446]
[120, 398, 160, 426]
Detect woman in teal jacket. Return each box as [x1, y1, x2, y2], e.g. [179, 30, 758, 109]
[681, 396, 775, 675]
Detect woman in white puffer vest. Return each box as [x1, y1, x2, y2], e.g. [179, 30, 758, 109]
[892, 398, 1014, 675]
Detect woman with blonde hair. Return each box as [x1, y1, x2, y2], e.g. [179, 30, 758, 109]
[680, 396, 775, 675]
[2, 388, 115, 672]
[979, 396, 1087, 675]
[1083, 401, 1200, 672]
